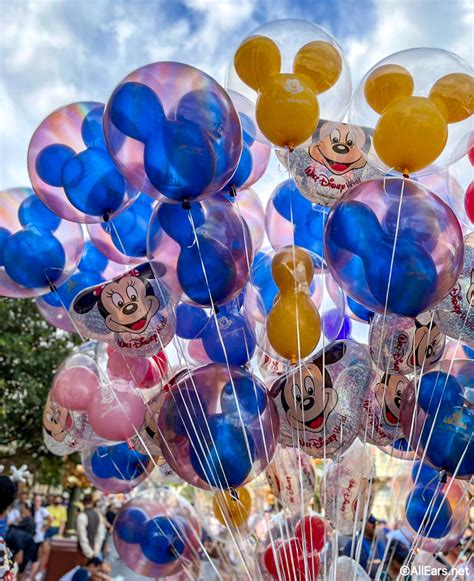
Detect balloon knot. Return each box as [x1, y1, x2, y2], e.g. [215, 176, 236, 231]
[213, 305, 220, 315]
[48, 282, 57, 293]
[229, 184, 237, 198]
[402, 173, 409, 179]
[103, 211, 111, 222]
[230, 488, 239, 502]
[182, 200, 191, 210]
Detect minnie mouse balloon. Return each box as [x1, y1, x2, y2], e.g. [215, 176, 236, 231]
[435, 233, 474, 347]
[0, 188, 83, 298]
[28, 102, 139, 223]
[270, 341, 372, 458]
[42, 393, 89, 456]
[360, 369, 409, 447]
[104, 62, 242, 203]
[369, 311, 446, 375]
[70, 262, 176, 357]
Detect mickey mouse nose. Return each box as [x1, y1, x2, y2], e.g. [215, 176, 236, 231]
[122, 303, 138, 316]
[303, 397, 315, 411]
[332, 143, 350, 155]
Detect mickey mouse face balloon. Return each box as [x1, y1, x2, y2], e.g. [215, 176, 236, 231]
[270, 340, 372, 458]
[70, 262, 176, 357]
[435, 233, 474, 347]
[369, 311, 446, 375]
[28, 102, 140, 223]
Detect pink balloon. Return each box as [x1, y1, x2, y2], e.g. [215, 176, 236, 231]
[88, 380, 145, 441]
[107, 349, 167, 388]
[51, 366, 100, 411]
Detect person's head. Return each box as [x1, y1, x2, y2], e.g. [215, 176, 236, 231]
[390, 542, 409, 574]
[47, 494, 55, 505]
[19, 503, 31, 518]
[83, 494, 94, 509]
[33, 494, 43, 509]
[364, 515, 377, 539]
[86, 557, 103, 574]
[0, 476, 16, 516]
[19, 491, 29, 503]
[54, 495, 63, 505]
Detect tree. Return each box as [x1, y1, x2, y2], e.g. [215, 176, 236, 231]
[0, 297, 80, 484]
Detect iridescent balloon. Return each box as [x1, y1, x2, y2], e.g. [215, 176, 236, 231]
[369, 311, 446, 375]
[28, 102, 139, 223]
[324, 177, 464, 317]
[104, 62, 242, 203]
[270, 341, 372, 458]
[226, 188, 265, 252]
[435, 233, 474, 347]
[155, 364, 279, 490]
[113, 487, 201, 578]
[0, 188, 83, 298]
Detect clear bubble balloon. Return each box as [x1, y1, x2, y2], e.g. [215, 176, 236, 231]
[104, 62, 242, 203]
[0, 188, 83, 298]
[28, 102, 140, 223]
[226, 187, 265, 252]
[324, 177, 464, 317]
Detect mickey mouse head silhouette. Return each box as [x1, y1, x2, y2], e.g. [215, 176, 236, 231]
[34, 105, 128, 220]
[234, 36, 343, 148]
[365, 65, 473, 173]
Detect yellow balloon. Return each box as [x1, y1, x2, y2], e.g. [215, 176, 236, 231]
[256, 74, 319, 148]
[374, 96, 448, 174]
[293, 40, 342, 94]
[213, 487, 252, 528]
[364, 64, 415, 114]
[429, 73, 474, 123]
[267, 246, 321, 363]
[234, 35, 281, 92]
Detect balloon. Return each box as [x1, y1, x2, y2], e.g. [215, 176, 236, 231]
[324, 177, 464, 317]
[364, 64, 414, 114]
[350, 48, 473, 174]
[212, 486, 252, 528]
[329, 556, 370, 580]
[369, 311, 446, 374]
[83, 441, 152, 493]
[156, 364, 279, 489]
[411, 461, 440, 486]
[265, 179, 330, 262]
[227, 20, 352, 145]
[70, 262, 176, 357]
[147, 194, 252, 307]
[28, 102, 139, 222]
[51, 366, 100, 411]
[295, 515, 325, 553]
[42, 393, 89, 456]
[87, 193, 156, 265]
[429, 73, 474, 123]
[276, 120, 383, 207]
[104, 62, 242, 203]
[175, 294, 256, 367]
[266, 446, 316, 512]
[88, 379, 146, 442]
[323, 439, 375, 535]
[435, 233, 474, 347]
[270, 341, 372, 458]
[113, 487, 201, 578]
[226, 188, 265, 252]
[106, 348, 167, 389]
[267, 246, 321, 362]
[360, 369, 409, 446]
[0, 188, 83, 298]
[275, 538, 304, 581]
[346, 296, 374, 323]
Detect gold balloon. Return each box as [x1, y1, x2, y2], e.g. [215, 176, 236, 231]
[256, 74, 319, 148]
[234, 35, 281, 92]
[429, 73, 474, 123]
[364, 64, 415, 114]
[373, 96, 448, 174]
[213, 487, 252, 528]
[267, 246, 321, 363]
[293, 40, 342, 95]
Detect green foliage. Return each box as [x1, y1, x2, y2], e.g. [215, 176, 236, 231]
[0, 297, 80, 483]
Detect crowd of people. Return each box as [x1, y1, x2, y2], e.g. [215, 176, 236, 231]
[0, 476, 117, 581]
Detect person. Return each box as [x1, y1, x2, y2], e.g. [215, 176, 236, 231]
[0, 475, 18, 579]
[343, 515, 386, 578]
[30, 494, 51, 580]
[7, 504, 36, 580]
[46, 495, 67, 539]
[76, 495, 106, 562]
[378, 541, 409, 580]
[60, 557, 112, 581]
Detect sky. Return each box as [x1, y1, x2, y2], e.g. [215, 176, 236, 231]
[1, 0, 472, 195]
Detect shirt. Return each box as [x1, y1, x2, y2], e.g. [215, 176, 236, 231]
[33, 507, 50, 543]
[76, 510, 106, 559]
[47, 505, 67, 528]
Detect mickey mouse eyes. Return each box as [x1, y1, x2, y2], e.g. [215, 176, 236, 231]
[112, 292, 124, 309]
[347, 139, 354, 147]
[126, 285, 137, 301]
[304, 375, 315, 395]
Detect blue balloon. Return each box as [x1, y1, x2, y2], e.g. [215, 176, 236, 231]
[336, 315, 352, 339]
[3, 228, 65, 288]
[170, 388, 209, 446]
[106, 194, 154, 257]
[239, 112, 256, 147]
[251, 252, 278, 315]
[91, 443, 148, 481]
[176, 303, 209, 339]
[411, 461, 440, 485]
[229, 144, 252, 189]
[81, 105, 106, 147]
[35, 144, 75, 187]
[156, 202, 205, 246]
[0, 227, 11, 267]
[18, 194, 61, 232]
[190, 414, 254, 488]
[78, 241, 108, 273]
[418, 371, 464, 415]
[347, 296, 374, 322]
[115, 507, 147, 543]
[140, 517, 185, 564]
[406, 485, 452, 538]
[220, 376, 266, 418]
[42, 270, 104, 309]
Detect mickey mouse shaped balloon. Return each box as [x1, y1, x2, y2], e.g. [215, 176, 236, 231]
[270, 340, 372, 458]
[28, 103, 139, 223]
[70, 262, 176, 357]
[228, 20, 351, 149]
